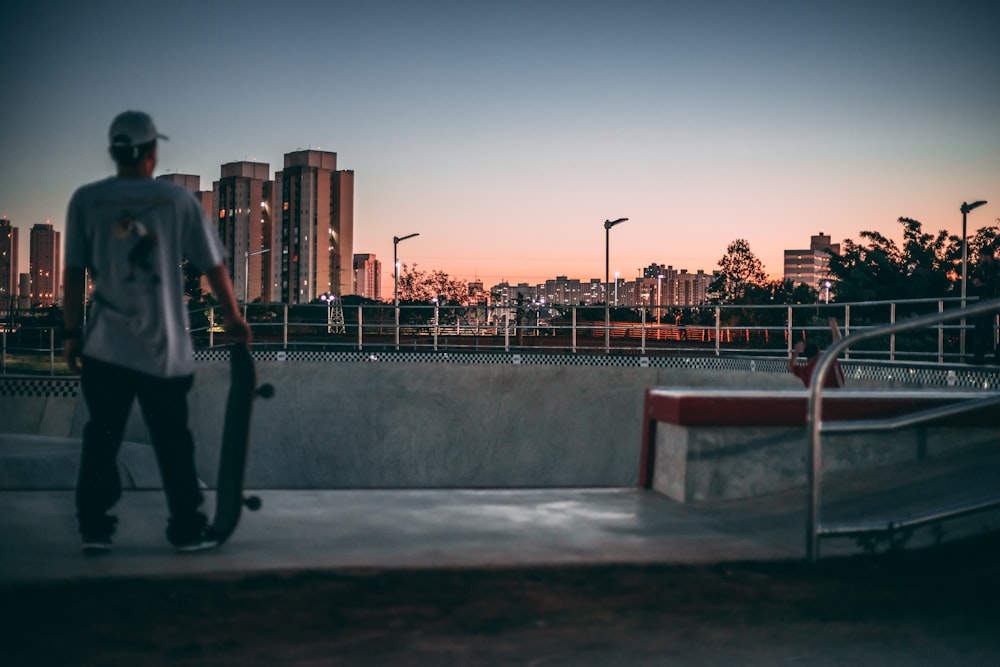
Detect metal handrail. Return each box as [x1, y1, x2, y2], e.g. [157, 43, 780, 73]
[806, 297, 1000, 561]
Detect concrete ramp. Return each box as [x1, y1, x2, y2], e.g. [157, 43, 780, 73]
[0, 434, 161, 490]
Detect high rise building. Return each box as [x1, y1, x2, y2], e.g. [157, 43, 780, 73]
[0, 218, 17, 311]
[159, 172, 220, 300]
[352, 253, 381, 301]
[156, 173, 201, 192]
[667, 269, 712, 306]
[271, 150, 354, 303]
[157, 172, 213, 218]
[214, 162, 272, 303]
[543, 276, 584, 306]
[18, 274, 30, 310]
[784, 232, 840, 290]
[29, 222, 60, 306]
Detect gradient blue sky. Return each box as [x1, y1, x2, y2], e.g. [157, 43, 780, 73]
[2, 0, 998, 288]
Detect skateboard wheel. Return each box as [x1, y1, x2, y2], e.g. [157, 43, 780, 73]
[244, 496, 262, 511]
[257, 384, 275, 399]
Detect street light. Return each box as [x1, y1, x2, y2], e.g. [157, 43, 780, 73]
[657, 274, 665, 325]
[604, 217, 628, 352]
[960, 200, 987, 359]
[393, 232, 419, 350]
[243, 248, 270, 318]
[319, 292, 336, 333]
[960, 201, 988, 306]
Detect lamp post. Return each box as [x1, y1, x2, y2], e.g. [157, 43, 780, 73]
[657, 273, 664, 325]
[604, 217, 628, 352]
[319, 292, 336, 333]
[960, 201, 987, 359]
[243, 248, 270, 318]
[393, 232, 419, 350]
[824, 280, 831, 305]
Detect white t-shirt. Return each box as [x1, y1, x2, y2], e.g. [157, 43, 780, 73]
[65, 176, 225, 378]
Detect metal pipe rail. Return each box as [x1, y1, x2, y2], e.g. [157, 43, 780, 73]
[806, 297, 1000, 561]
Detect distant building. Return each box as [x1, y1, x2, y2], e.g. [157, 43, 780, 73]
[784, 232, 840, 291]
[214, 161, 272, 303]
[158, 173, 213, 218]
[18, 273, 30, 310]
[467, 279, 486, 305]
[159, 172, 224, 299]
[665, 267, 712, 307]
[352, 253, 381, 301]
[0, 218, 17, 311]
[542, 276, 584, 306]
[271, 150, 354, 303]
[156, 173, 201, 192]
[29, 222, 60, 306]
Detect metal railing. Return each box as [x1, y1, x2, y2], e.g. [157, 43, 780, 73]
[200, 297, 978, 359]
[1, 296, 995, 375]
[805, 297, 1000, 561]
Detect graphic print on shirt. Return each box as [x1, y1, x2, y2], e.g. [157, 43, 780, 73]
[114, 208, 160, 286]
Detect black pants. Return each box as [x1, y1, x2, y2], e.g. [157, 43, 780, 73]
[76, 357, 206, 543]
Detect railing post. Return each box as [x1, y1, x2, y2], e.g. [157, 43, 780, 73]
[571, 306, 577, 353]
[604, 303, 610, 354]
[283, 305, 289, 350]
[504, 308, 510, 352]
[843, 305, 850, 360]
[50, 328, 55, 375]
[433, 302, 439, 351]
[938, 300, 944, 364]
[1, 330, 5, 374]
[714, 307, 721, 356]
[889, 302, 896, 361]
[357, 305, 363, 351]
[641, 307, 647, 353]
[786, 305, 793, 356]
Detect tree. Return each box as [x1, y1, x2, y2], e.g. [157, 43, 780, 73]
[397, 263, 468, 305]
[710, 239, 768, 302]
[826, 217, 998, 303]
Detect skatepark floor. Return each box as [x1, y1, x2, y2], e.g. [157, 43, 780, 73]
[4, 445, 1000, 665]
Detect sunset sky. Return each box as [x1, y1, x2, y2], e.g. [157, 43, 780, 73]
[2, 0, 998, 289]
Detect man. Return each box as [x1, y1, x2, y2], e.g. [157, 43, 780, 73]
[787, 317, 846, 388]
[970, 244, 999, 363]
[63, 110, 251, 554]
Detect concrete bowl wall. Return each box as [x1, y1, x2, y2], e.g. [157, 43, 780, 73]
[1, 361, 802, 490]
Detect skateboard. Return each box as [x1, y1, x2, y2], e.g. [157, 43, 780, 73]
[210, 343, 273, 545]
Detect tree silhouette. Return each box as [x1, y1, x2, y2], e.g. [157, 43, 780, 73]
[710, 238, 767, 302]
[827, 217, 998, 302]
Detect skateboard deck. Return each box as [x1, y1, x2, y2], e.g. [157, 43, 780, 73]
[210, 343, 273, 545]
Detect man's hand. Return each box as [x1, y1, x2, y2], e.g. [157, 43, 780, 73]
[225, 315, 252, 347]
[65, 338, 83, 374]
[793, 341, 806, 354]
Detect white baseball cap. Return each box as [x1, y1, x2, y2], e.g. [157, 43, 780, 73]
[108, 110, 168, 148]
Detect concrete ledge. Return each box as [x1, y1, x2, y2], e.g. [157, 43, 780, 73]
[641, 388, 1000, 502]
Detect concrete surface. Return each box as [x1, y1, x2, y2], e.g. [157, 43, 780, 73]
[3, 440, 999, 586]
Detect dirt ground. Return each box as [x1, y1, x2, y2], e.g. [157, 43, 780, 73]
[6, 531, 1000, 666]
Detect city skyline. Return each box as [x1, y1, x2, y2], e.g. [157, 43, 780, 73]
[2, 1, 998, 287]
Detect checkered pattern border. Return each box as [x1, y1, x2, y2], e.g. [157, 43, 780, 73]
[0, 378, 79, 398]
[4, 352, 997, 394]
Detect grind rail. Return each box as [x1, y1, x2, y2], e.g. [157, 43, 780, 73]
[806, 297, 1000, 561]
